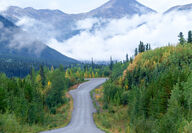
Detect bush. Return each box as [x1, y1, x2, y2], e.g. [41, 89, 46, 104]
[121, 91, 129, 105]
[50, 107, 56, 114]
[0, 113, 22, 133]
[101, 117, 111, 129]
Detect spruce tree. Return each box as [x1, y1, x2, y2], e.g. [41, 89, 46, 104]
[135, 48, 138, 56]
[130, 57, 133, 63]
[126, 54, 129, 62]
[178, 32, 185, 45]
[40, 65, 45, 87]
[109, 56, 113, 71]
[30, 66, 35, 83]
[188, 31, 192, 43]
[138, 41, 145, 53]
[91, 58, 94, 69]
[146, 43, 151, 51]
[149, 44, 151, 50]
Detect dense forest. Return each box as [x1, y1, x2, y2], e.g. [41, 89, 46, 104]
[0, 62, 110, 133]
[0, 55, 110, 78]
[93, 31, 192, 133]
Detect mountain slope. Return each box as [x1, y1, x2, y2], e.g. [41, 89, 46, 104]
[164, 3, 192, 13]
[0, 15, 78, 66]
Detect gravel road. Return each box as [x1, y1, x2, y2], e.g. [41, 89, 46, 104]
[41, 78, 107, 133]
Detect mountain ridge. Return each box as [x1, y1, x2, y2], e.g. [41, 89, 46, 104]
[164, 3, 192, 14]
[1, 0, 157, 41]
[83, 0, 156, 18]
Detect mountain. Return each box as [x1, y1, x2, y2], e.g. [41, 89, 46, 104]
[0, 15, 15, 27]
[0, 14, 78, 66]
[164, 3, 192, 14]
[2, 0, 156, 41]
[3, 0, 156, 20]
[83, 0, 156, 18]
[2, 6, 75, 41]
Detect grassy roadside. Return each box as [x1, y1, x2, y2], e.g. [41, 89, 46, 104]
[91, 86, 112, 133]
[91, 86, 130, 133]
[43, 91, 74, 131]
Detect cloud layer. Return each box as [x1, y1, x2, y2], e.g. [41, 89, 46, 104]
[16, 17, 58, 43]
[47, 11, 192, 61]
[0, 19, 46, 55]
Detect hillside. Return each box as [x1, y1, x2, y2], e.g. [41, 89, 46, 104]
[93, 42, 192, 132]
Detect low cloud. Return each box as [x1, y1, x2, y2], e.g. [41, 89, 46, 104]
[75, 18, 100, 30]
[0, 18, 47, 55]
[9, 31, 46, 55]
[47, 11, 192, 61]
[16, 17, 58, 43]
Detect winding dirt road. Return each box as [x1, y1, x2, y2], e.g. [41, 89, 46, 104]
[41, 78, 107, 133]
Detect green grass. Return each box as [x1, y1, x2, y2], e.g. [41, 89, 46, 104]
[0, 113, 44, 133]
[91, 86, 130, 133]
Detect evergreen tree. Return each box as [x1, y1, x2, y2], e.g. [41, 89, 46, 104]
[91, 58, 94, 69]
[59, 64, 64, 72]
[0, 87, 6, 112]
[188, 31, 192, 43]
[126, 54, 129, 62]
[30, 67, 35, 83]
[130, 57, 133, 63]
[138, 41, 145, 53]
[149, 44, 151, 50]
[109, 57, 113, 71]
[178, 32, 185, 45]
[40, 65, 45, 87]
[135, 48, 138, 56]
[146, 43, 150, 51]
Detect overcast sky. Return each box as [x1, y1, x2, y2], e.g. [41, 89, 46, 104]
[0, 0, 192, 13]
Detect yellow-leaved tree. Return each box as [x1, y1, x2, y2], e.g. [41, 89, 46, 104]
[35, 74, 44, 95]
[95, 72, 99, 78]
[84, 71, 88, 78]
[65, 69, 70, 78]
[92, 72, 95, 78]
[51, 66, 54, 72]
[76, 71, 80, 78]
